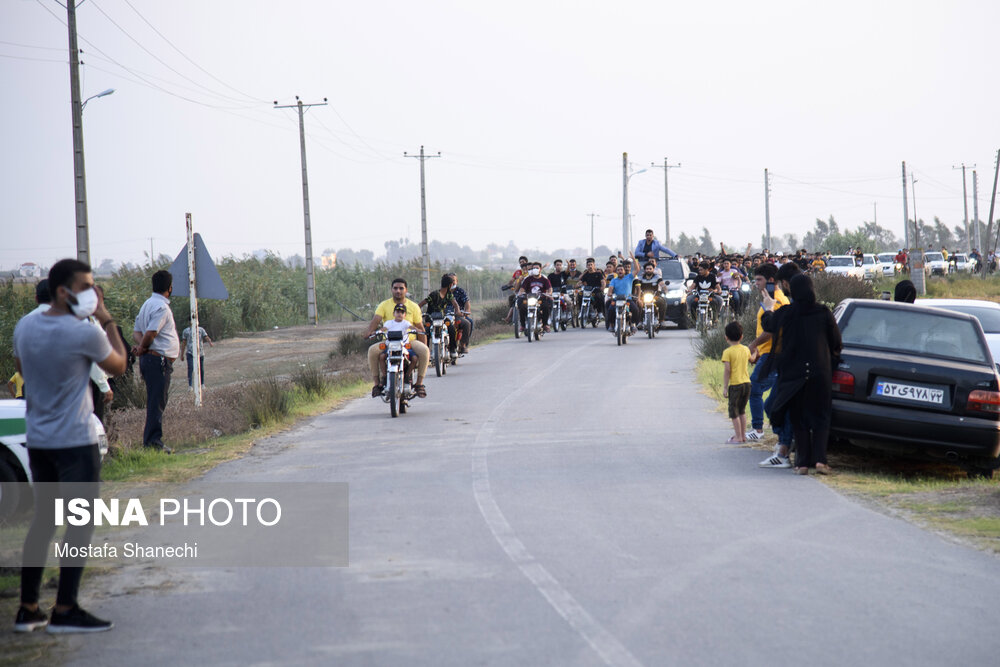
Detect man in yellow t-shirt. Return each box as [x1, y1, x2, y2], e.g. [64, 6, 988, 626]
[746, 263, 793, 466]
[363, 278, 430, 398]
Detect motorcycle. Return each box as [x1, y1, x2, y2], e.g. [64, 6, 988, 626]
[549, 288, 563, 334]
[640, 291, 658, 339]
[552, 287, 573, 331]
[424, 310, 451, 377]
[719, 288, 733, 323]
[695, 289, 716, 331]
[614, 296, 631, 346]
[524, 293, 545, 342]
[373, 329, 414, 418]
[501, 285, 521, 339]
[579, 286, 600, 328]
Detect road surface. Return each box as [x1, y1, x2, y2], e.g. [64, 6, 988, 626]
[59, 326, 1000, 666]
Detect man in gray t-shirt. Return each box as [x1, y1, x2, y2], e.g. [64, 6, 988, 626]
[12, 259, 127, 634]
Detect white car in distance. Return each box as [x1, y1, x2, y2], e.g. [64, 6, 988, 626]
[877, 252, 900, 276]
[860, 253, 884, 281]
[920, 299, 1000, 366]
[824, 255, 865, 280]
[952, 253, 977, 273]
[923, 252, 948, 276]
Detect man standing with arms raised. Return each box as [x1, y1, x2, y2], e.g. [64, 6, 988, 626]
[13, 259, 127, 633]
[132, 270, 179, 453]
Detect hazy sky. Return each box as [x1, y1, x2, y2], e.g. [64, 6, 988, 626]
[3, 0, 999, 269]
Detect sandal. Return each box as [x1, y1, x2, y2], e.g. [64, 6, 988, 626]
[414, 384, 427, 398]
[371, 384, 384, 398]
[725, 436, 744, 444]
[794, 467, 809, 475]
[814, 463, 833, 475]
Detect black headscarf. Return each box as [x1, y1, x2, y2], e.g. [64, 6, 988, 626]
[894, 280, 916, 303]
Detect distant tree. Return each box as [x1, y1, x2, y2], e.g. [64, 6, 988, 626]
[933, 217, 954, 250]
[674, 233, 698, 255]
[95, 258, 117, 275]
[696, 227, 715, 256]
[593, 245, 613, 260]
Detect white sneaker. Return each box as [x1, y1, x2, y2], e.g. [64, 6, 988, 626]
[745, 430, 764, 441]
[759, 454, 792, 468]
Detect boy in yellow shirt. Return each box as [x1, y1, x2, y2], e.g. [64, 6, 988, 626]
[722, 322, 752, 444]
[7, 371, 24, 399]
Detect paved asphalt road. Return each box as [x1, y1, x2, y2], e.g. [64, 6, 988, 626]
[61, 325, 1000, 666]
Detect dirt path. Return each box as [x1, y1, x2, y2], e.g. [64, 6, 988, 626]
[193, 321, 367, 388]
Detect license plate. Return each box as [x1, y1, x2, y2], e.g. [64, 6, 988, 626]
[875, 381, 944, 404]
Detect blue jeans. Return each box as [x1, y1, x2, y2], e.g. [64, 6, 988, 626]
[186, 354, 205, 387]
[749, 353, 793, 444]
[140, 354, 172, 447]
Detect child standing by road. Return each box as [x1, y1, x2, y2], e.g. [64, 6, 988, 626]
[722, 321, 752, 444]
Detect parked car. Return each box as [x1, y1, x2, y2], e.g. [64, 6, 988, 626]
[920, 299, 1000, 365]
[831, 299, 1000, 477]
[952, 253, 977, 273]
[824, 255, 865, 280]
[860, 253, 883, 281]
[876, 252, 900, 277]
[923, 251, 948, 276]
[0, 399, 109, 521]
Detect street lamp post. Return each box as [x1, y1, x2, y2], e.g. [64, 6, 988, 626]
[82, 88, 115, 110]
[622, 152, 647, 255]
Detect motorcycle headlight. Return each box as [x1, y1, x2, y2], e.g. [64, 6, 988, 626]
[741, 283, 750, 293]
[643, 293, 654, 304]
[527, 297, 538, 306]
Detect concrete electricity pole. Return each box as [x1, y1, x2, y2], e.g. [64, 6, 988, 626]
[404, 146, 441, 296]
[902, 161, 910, 250]
[973, 169, 982, 252]
[67, 0, 90, 264]
[274, 96, 327, 325]
[984, 149, 1000, 264]
[649, 158, 681, 245]
[588, 213, 601, 257]
[954, 163, 974, 252]
[763, 168, 771, 252]
[622, 153, 647, 255]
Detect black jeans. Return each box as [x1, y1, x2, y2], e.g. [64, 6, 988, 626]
[518, 298, 552, 328]
[21, 444, 101, 607]
[140, 354, 173, 447]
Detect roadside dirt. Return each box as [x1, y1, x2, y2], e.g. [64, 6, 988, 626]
[189, 321, 367, 389]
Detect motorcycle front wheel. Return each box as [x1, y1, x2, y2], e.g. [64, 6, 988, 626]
[434, 344, 443, 377]
[527, 315, 534, 342]
[388, 372, 398, 418]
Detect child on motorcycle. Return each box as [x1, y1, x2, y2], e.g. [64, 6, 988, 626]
[377, 304, 416, 387]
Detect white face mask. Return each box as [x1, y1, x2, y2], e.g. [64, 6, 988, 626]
[68, 287, 98, 319]
[530, 268, 540, 276]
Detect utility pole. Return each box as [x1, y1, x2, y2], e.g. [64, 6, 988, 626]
[587, 213, 600, 257]
[985, 149, 1000, 263]
[186, 213, 202, 407]
[274, 96, 327, 325]
[954, 163, 974, 252]
[650, 158, 681, 245]
[912, 174, 920, 250]
[873, 201, 877, 225]
[911, 174, 925, 295]
[404, 146, 441, 296]
[67, 0, 90, 264]
[902, 161, 910, 250]
[763, 168, 772, 251]
[622, 153, 630, 255]
[973, 170, 982, 253]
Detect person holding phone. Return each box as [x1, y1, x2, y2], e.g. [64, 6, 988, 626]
[746, 263, 791, 466]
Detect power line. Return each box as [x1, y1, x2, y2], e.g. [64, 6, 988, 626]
[120, 0, 267, 104]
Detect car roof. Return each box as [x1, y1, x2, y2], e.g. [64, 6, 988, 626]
[837, 298, 983, 323]
[918, 298, 1000, 309]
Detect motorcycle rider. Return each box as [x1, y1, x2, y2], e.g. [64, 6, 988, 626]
[565, 258, 582, 282]
[636, 261, 667, 325]
[605, 261, 641, 334]
[419, 274, 469, 361]
[577, 257, 606, 323]
[547, 259, 570, 328]
[634, 229, 678, 261]
[717, 259, 744, 315]
[686, 261, 723, 320]
[504, 256, 529, 323]
[447, 273, 473, 352]
[364, 278, 429, 398]
[517, 262, 553, 333]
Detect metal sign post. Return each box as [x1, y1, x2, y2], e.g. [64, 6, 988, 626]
[186, 213, 202, 407]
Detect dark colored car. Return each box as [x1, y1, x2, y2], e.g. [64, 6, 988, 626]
[831, 299, 1000, 477]
[659, 259, 689, 329]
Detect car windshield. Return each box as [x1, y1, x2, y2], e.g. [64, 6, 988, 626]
[661, 262, 687, 281]
[878, 254, 894, 262]
[928, 305, 1000, 334]
[840, 305, 989, 364]
[827, 257, 854, 267]
[862, 256, 875, 264]
[924, 252, 944, 261]
[955, 254, 968, 262]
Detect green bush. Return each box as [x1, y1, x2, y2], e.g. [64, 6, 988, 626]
[110, 371, 146, 411]
[241, 376, 290, 428]
[336, 332, 370, 357]
[812, 273, 876, 306]
[479, 301, 511, 326]
[695, 293, 760, 360]
[292, 363, 329, 397]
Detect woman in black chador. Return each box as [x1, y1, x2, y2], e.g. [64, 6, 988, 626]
[761, 274, 843, 475]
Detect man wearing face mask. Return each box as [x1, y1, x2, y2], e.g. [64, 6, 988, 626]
[516, 262, 553, 333]
[132, 270, 179, 453]
[12, 259, 127, 633]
